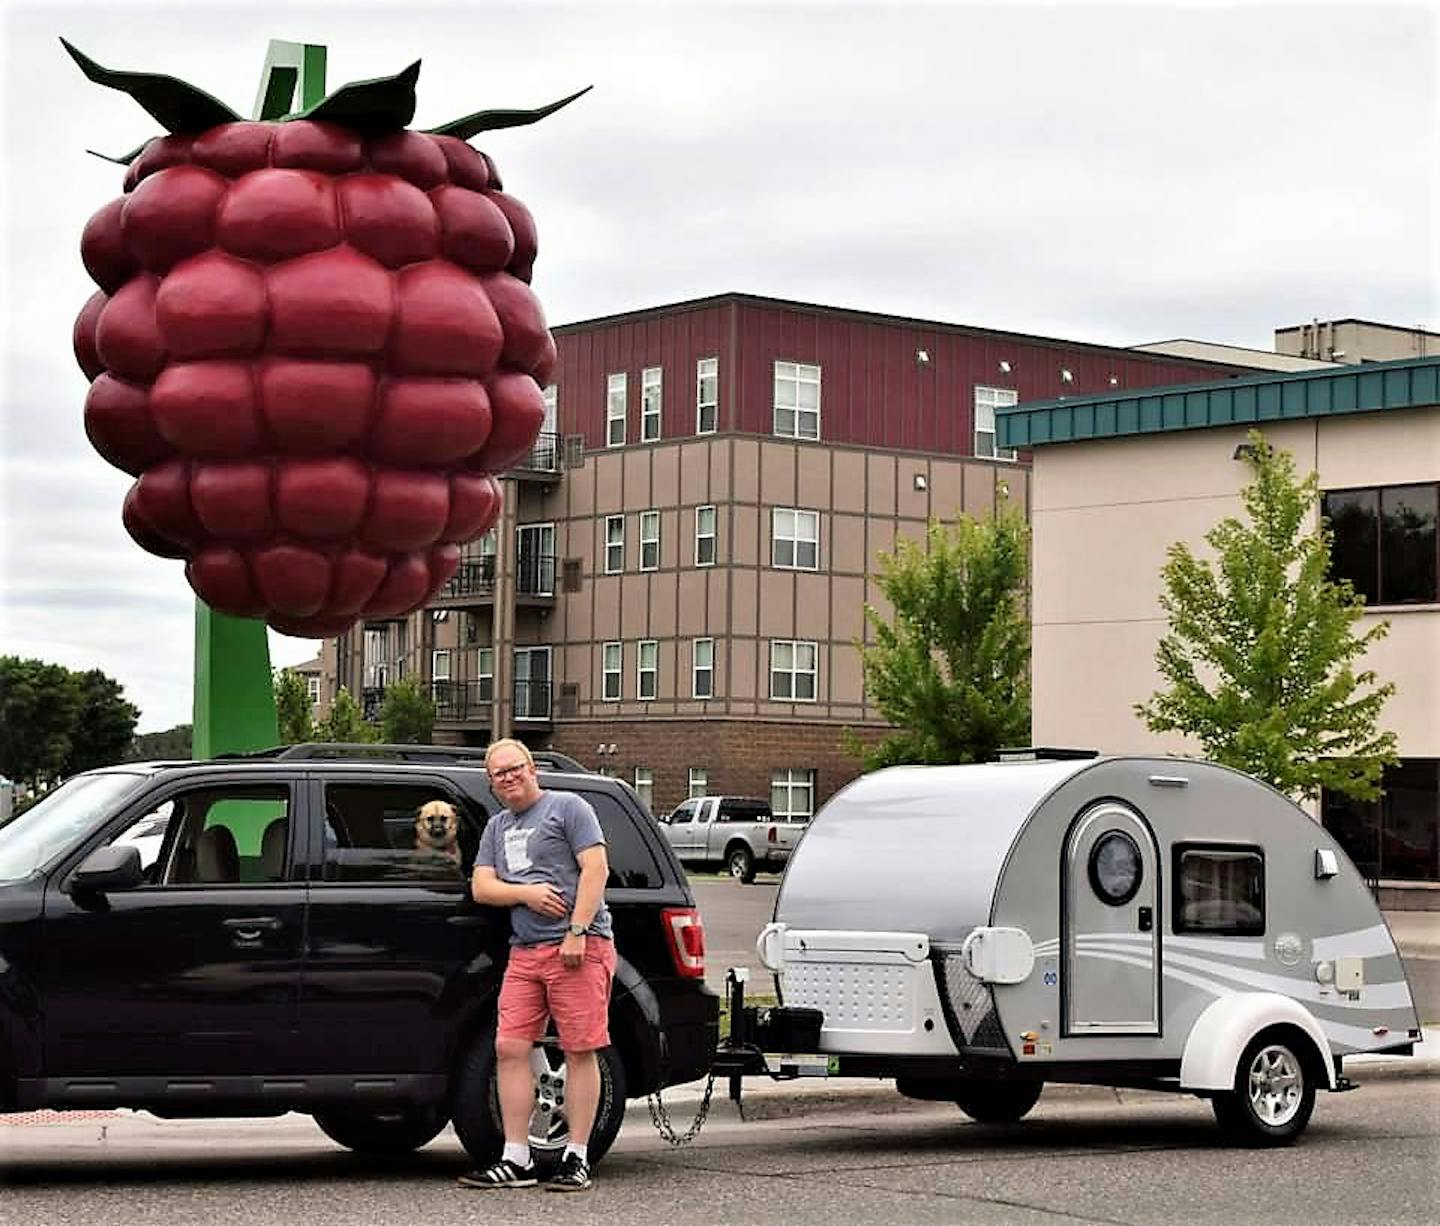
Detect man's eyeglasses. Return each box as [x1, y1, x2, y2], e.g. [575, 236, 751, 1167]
[489, 763, 529, 782]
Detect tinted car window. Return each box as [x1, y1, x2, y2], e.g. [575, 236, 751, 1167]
[323, 782, 480, 883]
[718, 799, 771, 823]
[574, 789, 663, 889]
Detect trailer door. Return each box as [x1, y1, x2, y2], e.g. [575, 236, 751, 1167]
[1063, 801, 1160, 1035]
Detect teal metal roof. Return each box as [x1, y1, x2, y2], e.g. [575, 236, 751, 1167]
[997, 355, 1440, 449]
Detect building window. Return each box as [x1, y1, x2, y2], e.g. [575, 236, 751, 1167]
[1172, 845, 1265, 935]
[639, 510, 661, 572]
[771, 507, 819, 570]
[975, 386, 1018, 460]
[771, 768, 816, 820]
[633, 767, 654, 811]
[516, 522, 555, 596]
[641, 366, 662, 442]
[305, 676, 321, 707]
[542, 384, 558, 435]
[637, 640, 658, 701]
[476, 647, 495, 702]
[513, 646, 551, 720]
[773, 361, 820, 440]
[688, 768, 708, 799]
[601, 641, 622, 702]
[693, 637, 714, 699]
[431, 650, 451, 681]
[604, 514, 625, 574]
[695, 505, 717, 567]
[1323, 483, 1438, 605]
[696, 356, 718, 434]
[769, 640, 818, 701]
[607, 372, 627, 447]
[1322, 758, 1438, 882]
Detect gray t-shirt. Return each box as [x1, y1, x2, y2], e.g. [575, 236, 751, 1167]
[476, 790, 613, 946]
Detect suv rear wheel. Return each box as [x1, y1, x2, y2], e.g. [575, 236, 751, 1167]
[452, 1029, 628, 1171]
[313, 1104, 448, 1155]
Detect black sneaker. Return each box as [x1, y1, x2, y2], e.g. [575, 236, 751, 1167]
[546, 1152, 592, 1193]
[458, 1158, 538, 1189]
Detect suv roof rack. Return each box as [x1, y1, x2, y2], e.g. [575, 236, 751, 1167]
[215, 743, 594, 773]
[994, 747, 1101, 762]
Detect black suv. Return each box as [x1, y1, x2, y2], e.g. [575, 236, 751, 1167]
[0, 748, 718, 1167]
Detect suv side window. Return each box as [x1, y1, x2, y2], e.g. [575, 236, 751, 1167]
[572, 789, 663, 889]
[107, 785, 292, 886]
[322, 782, 482, 884]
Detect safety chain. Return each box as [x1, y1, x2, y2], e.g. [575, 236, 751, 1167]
[645, 1067, 718, 1146]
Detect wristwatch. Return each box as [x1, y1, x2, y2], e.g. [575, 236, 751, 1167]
[567, 922, 587, 937]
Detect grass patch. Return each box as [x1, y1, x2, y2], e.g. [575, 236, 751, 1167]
[719, 992, 777, 1042]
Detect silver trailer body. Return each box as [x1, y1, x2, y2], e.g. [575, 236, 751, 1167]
[762, 756, 1418, 1134]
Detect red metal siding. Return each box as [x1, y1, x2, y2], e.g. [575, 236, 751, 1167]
[553, 297, 1247, 457]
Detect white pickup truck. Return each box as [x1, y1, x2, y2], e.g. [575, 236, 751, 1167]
[657, 796, 805, 883]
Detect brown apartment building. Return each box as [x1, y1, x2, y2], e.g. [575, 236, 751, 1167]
[319, 293, 1253, 817]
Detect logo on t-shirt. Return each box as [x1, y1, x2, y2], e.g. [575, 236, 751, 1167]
[504, 826, 534, 873]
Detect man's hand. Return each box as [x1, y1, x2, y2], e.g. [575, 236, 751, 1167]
[560, 930, 586, 969]
[524, 883, 568, 918]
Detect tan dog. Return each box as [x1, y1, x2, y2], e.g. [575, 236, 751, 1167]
[414, 800, 461, 868]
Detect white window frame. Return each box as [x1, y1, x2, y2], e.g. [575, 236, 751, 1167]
[771, 507, 819, 570]
[542, 384, 558, 436]
[975, 385, 1018, 461]
[771, 768, 816, 819]
[641, 366, 662, 442]
[305, 676, 321, 707]
[633, 767, 654, 811]
[601, 641, 622, 702]
[637, 639, 659, 701]
[688, 768, 708, 799]
[695, 505, 717, 567]
[769, 639, 818, 702]
[693, 637, 714, 699]
[431, 649, 452, 681]
[516, 521, 555, 596]
[639, 510, 661, 572]
[607, 372, 627, 447]
[773, 360, 821, 440]
[604, 514, 625, 574]
[476, 647, 495, 701]
[513, 645, 551, 720]
[696, 356, 718, 434]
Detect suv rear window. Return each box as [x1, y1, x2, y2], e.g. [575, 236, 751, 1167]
[571, 789, 663, 888]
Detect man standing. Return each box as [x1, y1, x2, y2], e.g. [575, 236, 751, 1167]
[459, 738, 615, 1193]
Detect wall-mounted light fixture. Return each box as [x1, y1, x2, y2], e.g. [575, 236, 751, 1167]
[999, 360, 1012, 374]
[1108, 374, 1119, 387]
[914, 474, 927, 491]
[915, 348, 931, 365]
[1060, 368, 1074, 383]
[1233, 442, 1258, 461]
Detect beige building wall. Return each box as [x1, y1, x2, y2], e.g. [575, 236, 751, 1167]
[1032, 409, 1439, 759]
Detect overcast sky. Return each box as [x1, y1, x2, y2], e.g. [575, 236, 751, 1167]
[2, 0, 1436, 732]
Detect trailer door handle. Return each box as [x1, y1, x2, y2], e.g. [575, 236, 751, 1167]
[1137, 906, 1153, 933]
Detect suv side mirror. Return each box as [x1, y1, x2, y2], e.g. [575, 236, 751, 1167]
[656, 813, 670, 824]
[72, 844, 145, 895]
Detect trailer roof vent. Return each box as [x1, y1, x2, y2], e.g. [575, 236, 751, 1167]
[994, 747, 1101, 763]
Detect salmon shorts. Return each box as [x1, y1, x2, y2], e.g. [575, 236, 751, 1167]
[497, 937, 617, 1052]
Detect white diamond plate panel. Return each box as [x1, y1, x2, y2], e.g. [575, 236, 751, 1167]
[784, 961, 915, 1030]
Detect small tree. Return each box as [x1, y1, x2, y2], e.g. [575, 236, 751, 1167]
[63, 668, 140, 776]
[1136, 430, 1397, 801]
[851, 506, 1031, 769]
[379, 675, 436, 744]
[127, 724, 192, 761]
[0, 657, 84, 791]
[273, 669, 316, 745]
[316, 686, 377, 744]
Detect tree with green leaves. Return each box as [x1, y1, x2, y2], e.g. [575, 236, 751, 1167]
[316, 686, 377, 744]
[1136, 430, 1398, 802]
[64, 669, 140, 776]
[379, 676, 436, 745]
[0, 657, 83, 791]
[850, 505, 1031, 770]
[273, 669, 316, 745]
[127, 724, 192, 761]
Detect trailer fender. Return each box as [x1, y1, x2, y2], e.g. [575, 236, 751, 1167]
[1179, 993, 1335, 1091]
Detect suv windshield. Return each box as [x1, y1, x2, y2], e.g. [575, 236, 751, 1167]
[0, 772, 146, 884]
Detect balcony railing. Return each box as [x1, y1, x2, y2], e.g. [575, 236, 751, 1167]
[438, 555, 497, 602]
[513, 679, 552, 721]
[510, 431, 560, 476]
[516, 552, 556, 598]
[430, 678, 494, 722]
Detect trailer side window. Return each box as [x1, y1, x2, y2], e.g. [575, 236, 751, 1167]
[1174, 845, 1264, 935]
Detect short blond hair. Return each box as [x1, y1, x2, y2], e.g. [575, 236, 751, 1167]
[484, 738, 534, 770]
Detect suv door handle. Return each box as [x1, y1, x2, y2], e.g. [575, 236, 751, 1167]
[224, 916, 282, 941]
[447, 914, 488, 928]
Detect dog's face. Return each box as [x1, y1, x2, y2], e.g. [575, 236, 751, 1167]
[415, 808, 459, 855]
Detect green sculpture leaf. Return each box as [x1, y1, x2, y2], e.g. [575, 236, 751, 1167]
[424, 85, 592, 140]
[61, 38, 241, 133]
[295, 61, 420, 134]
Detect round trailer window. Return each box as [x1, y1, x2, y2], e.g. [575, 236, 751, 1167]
[1089, 831, 1142, 905]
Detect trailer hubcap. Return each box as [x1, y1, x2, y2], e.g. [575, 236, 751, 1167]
[1247, 1045, 1303, 1126]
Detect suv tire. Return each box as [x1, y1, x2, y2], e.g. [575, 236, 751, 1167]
[726, 843, 756, 884]
[451, 1029, 628, 1171]
[313, 1104, 448, 1155]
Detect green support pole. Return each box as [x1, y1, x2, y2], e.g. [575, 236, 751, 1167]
[191, 41, 328, 761]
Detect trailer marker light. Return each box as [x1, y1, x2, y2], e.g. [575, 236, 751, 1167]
[1372, 1026, 1389, 1037]
[1020, 1031, 1039, 1042]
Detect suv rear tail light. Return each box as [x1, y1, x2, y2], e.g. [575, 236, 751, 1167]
[662, 907, 706, 979]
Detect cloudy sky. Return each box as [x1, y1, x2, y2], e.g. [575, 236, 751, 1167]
[1, 0, 1436, 732]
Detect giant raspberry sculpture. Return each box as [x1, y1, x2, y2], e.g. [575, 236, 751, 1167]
[67, 41, 584, 637]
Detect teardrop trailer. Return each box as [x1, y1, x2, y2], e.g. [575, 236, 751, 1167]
[707, 752, 1421, 1146]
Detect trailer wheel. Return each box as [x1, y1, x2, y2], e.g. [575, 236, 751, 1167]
[953, 1080, 1043, 1124]
[1211, 1030, 1316, 1147]
[726, 843, 756, 883]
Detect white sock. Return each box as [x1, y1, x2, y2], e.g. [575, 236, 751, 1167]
[564, 1142, 588, 1164]
[503, 1141, 532, 1168]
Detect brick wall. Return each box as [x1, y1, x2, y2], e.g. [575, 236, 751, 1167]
[549, 718, 887, 815]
